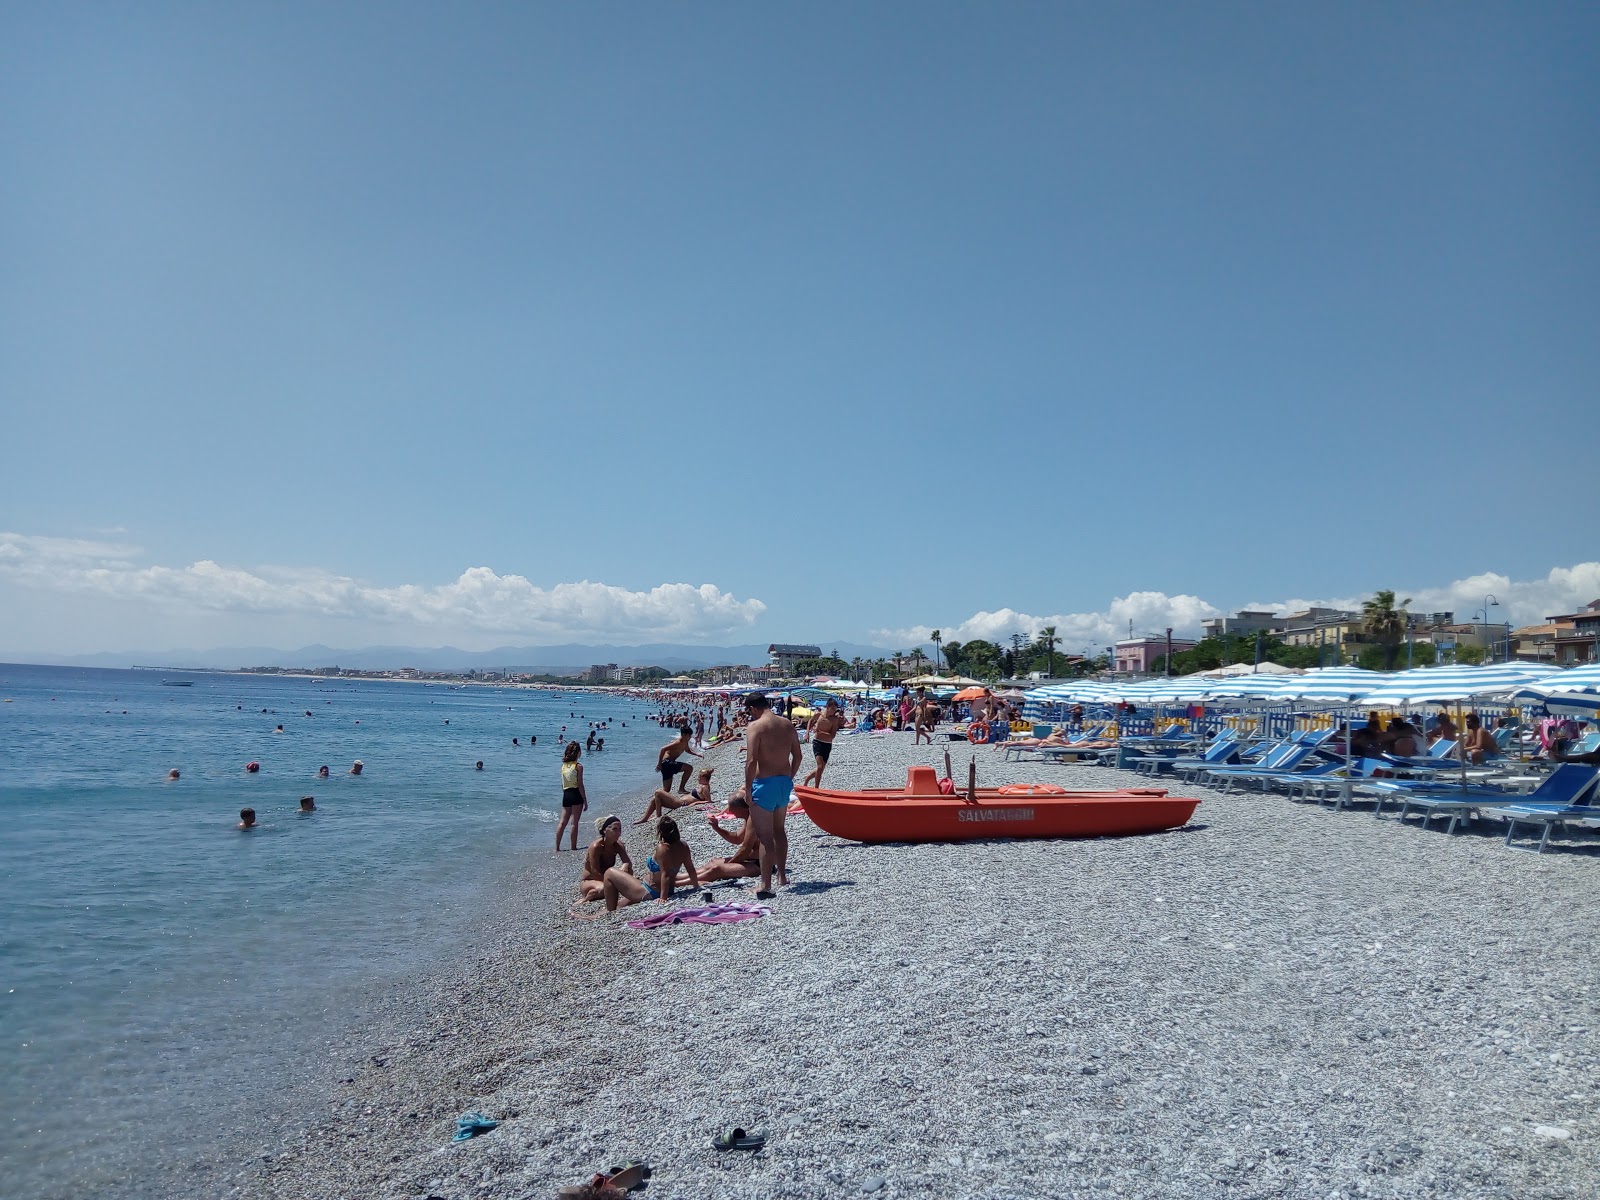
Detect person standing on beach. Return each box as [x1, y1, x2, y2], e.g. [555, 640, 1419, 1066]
[913, 688, 934, 745]
[555, 741, 588, 851]
[802, 698, 844, 788]
[742, 692, 803, 899]
[656, 724, 701, 794]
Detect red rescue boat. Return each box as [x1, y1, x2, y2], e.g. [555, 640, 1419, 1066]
[794, 766, 1200, 844]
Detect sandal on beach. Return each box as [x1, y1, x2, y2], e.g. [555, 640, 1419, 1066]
[713, 1127, 766, 1152]
[605, 1162, 652, 1190]
[555, 1175, 626, 1200]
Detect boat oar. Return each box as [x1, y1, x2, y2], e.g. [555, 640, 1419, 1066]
[944, 748, 953, 782]
[967, 756, 977, 805]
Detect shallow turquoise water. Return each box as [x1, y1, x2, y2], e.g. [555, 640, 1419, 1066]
[0, 664, 664, 1199]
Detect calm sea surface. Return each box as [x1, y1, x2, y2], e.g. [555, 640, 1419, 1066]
[0, 664, 667, 1199]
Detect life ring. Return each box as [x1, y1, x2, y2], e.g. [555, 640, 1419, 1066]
[999, 784, 1069, 796]
[967, 721, 990, 744]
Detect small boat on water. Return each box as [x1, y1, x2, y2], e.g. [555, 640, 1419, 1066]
[795, 766, 1200, 844]
[161, 680, 193, 687]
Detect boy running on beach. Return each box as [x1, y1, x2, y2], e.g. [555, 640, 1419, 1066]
[802, 698, 844, 788]
[742, 693, 803, 899]
[656, 724, 701, 794]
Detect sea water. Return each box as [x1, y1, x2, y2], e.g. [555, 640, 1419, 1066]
[0, 664, 674, 1199]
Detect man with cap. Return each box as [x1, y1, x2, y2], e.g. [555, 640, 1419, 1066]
[742, 692, 803, 898]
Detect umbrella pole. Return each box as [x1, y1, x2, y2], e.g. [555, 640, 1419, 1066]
[1343, 702, 1353, 809]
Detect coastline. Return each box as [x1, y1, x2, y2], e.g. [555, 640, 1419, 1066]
[245, 732, 1599, 1200]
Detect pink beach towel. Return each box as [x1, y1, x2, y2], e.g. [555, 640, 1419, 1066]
[625, 901, 770, 930]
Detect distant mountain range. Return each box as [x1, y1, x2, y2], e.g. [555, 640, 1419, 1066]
[4, 640, 898, 673]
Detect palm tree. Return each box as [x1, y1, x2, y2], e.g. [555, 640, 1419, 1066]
[942, 639, 963, 675]
[1038, 626, 1060, 677]
[930, 630, 943, 672]
[909, 648, 926, 674]
[894, 650, 907, 675]
[1362, 590, 1412, 671]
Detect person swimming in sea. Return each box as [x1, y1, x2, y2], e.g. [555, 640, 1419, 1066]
[166, 768, 180, 781]
[299, 796, 316, 812]
[349, 760, 363, 775]
[475, 760, 484, 771]
[238, 808, 257, 829]
[318, 765, 330, 778]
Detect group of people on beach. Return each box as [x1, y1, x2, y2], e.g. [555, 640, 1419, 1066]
[568, 692, 812, 912]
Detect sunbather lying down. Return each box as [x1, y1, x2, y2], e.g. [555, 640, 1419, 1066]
[994, 729, 1112, 751]
[636, 767, 715, 824]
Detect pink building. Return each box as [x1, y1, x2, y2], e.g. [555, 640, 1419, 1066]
[1114, 637, 1197, 674]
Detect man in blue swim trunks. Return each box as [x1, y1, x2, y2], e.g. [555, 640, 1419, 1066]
[742, 693, 803, 899]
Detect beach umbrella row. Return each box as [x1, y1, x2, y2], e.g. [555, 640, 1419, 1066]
[1023, 662, 1575, 710]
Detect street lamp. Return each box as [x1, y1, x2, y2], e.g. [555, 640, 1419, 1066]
[1483, 593, 1499, 661]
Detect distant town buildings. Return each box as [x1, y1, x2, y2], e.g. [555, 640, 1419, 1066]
[1113, 637, 1197, 674]
[767, 643, 821, 673]
[1528, 599, 1600, 665]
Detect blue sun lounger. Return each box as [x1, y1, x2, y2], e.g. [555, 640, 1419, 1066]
[1479, 766, 1600, 852]
[1389, 764, 1599, 840]
[1200, 730, 1333, 792]
[1129, 729, 1242, 777]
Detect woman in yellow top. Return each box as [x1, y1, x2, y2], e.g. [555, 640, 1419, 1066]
[555, 741, 588, 851]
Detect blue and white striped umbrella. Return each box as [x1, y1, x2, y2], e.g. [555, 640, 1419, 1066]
[1536, 692, 1600, 718]
[1357, 662, 1562, 705]
[1203, 666, 1381, 704]
[1527, 664, 1600, 693]
[1027, 681, 1120, 704]
[1507, 681, 1600, 718]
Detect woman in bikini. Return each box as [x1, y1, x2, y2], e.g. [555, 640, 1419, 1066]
[554, 741, 587, 851]
[600, 815, 700, 911]
[635, 767, 715, 825]
[579, 814, 633, 901]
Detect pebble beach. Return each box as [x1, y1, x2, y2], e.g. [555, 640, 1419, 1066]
[244, 729, 1600, 1200]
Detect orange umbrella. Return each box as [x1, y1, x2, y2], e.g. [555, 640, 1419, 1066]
[953, 686, 987, 701]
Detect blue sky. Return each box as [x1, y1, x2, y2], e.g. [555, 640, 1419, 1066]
[3, 4, 1597, 656]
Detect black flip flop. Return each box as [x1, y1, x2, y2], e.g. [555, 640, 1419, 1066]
[712, 1127, 766, 1151]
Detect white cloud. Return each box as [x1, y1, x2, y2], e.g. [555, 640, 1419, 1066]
[0, 532, 767, 641]
[878, 564, 1600, 652]
[877, 590, 1222, 653]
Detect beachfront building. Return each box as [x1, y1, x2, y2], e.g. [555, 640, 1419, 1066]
[767, 643, 821, 674]
[1275, 608, 1362, 647]
[1543, 600, 1600, 665]
[587, 663, 618, 682]
[1113, 637, 1197, 674]
[1511, 623, 1560, 662]
[1199, 610, 1281, 639]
